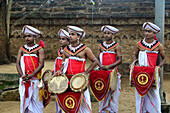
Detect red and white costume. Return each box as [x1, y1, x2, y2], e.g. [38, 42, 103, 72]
[98, 41, 121, 113]
[54, 49, 64, 113]
[54, 48, 63, 73]
[19, 44, 43, 113]
[19, 25, 44, 113]
[54, 29, 70, 113]
[55, 26, 91, 113]
[136, 38, 161, 113]
[55, 43, 91, 113]
[54, 29, 69, 73]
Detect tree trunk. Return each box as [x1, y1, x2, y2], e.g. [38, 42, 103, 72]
[0, 0, 10, 64]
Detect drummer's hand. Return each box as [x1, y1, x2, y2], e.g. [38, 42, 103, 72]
[158, 66, 161, 73]
[22, 75, 29, 82]
[100, 65, 108, 70]
[22, 74, 34, 81]
[129, 64, 134, 69]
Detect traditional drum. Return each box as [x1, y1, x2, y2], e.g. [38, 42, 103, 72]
[42, 70, 53, 85]
[37, 70, 52, 88]
[48, 74, 68, 94]
[129, 64, 159, 96]
[110, 68, 118, 91]
[70, 73, 88, 92]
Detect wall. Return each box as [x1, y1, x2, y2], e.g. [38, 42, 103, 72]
[7, 0, 170, 65]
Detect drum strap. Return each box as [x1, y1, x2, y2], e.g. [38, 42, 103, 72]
[29, 54, 41, 79]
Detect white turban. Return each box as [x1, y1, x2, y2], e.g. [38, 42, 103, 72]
[58, 29, 69, 39]
[101, 25, 119, 34]
[22, 25, 42, 36]
[67, 25, 86, 39]
[142, 22, 160, 34]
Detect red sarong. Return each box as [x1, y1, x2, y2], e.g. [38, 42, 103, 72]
[132, 66, 157, 97]
[89, 70, 112, 101]
[24, 81, 30, 98]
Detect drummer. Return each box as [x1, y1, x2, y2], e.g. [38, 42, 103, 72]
[55, 25, 99, 113]
[97, 25, 122, 113]
[133, 22, 166, 113]
[16, 25, 44, 113]
[54, 29, 70, 113]
[54, 29, 70, 73]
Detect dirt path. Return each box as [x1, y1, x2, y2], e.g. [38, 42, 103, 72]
[0, 61, 170, 113]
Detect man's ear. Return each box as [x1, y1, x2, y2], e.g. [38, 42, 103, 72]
[78, 35, 81, 39]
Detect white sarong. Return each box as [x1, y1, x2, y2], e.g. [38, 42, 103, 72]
[99, 73, 121, 113]
[19, 78, 43, 113]
[19, 55, 43, 113]
[136, 51, 161, 113]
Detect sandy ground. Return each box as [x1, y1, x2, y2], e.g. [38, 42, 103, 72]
[0, 60, 170, 113]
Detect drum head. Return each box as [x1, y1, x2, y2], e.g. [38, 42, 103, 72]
[70, 73, 88, 92]
[42, 70, 52, 85]
[48, 74, 68, 94]
[110, 68, 118, 91]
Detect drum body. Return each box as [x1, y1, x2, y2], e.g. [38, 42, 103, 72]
[70, 73, 88, 92]
[48, 74, 68, 94]
[42, 70, 53, 85]
[37, 70, 52, 88]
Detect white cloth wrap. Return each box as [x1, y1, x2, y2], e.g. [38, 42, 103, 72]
[99, 73, 121, 113]
[98, 51, 121, 113]
[19, 54, 43, 113]
[136, 50, 161, 113]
